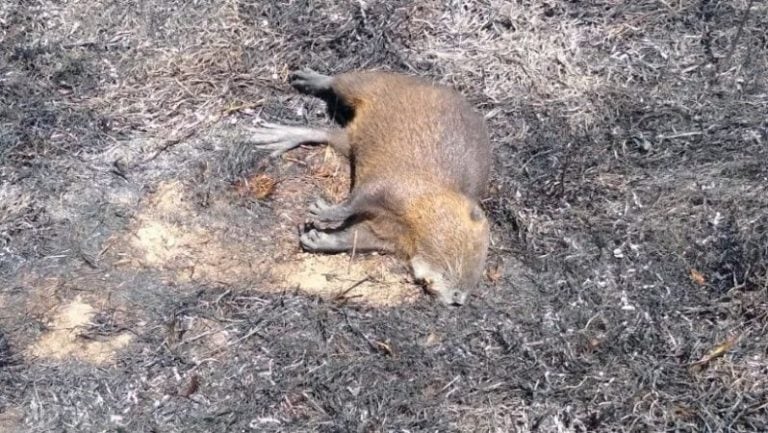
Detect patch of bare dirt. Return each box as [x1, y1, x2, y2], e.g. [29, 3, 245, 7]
[113, 181, 265, 285]
[272, 254, 420, 307]
[27, 296, 132, 365]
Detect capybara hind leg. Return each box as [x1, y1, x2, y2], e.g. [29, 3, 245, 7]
[245, 123, 349, 158]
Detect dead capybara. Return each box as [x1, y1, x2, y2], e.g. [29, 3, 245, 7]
[248, 69, 491, 306]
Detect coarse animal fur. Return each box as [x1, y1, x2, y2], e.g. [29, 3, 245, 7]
[247, 69, 491, 305]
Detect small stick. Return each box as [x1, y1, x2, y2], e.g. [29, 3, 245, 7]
[347, 228, 359, 274]
[334, 276, 370, 301]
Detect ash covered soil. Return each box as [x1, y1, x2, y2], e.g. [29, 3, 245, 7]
[1, 1, 767, 432]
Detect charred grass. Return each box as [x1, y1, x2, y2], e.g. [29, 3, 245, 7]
[1, 0, 767, 432]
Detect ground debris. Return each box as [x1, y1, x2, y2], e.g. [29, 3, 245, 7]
[1, 0, 767, 431]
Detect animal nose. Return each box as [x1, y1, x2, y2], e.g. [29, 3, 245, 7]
[451, 290, 467, 306]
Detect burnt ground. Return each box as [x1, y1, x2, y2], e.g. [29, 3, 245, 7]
[1, 0, 767, 432]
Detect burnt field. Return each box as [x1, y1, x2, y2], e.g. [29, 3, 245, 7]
[1, 0, 767, 432]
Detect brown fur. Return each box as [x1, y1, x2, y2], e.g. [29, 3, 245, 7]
[334, 72, 490, 200]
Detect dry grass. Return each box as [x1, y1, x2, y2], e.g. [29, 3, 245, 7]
[1, 0, 767, 432]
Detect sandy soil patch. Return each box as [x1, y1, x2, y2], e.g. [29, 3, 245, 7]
[115, 181, 265, 285]
[271, 253, 420, 307]
[27, 296, 133, 365]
